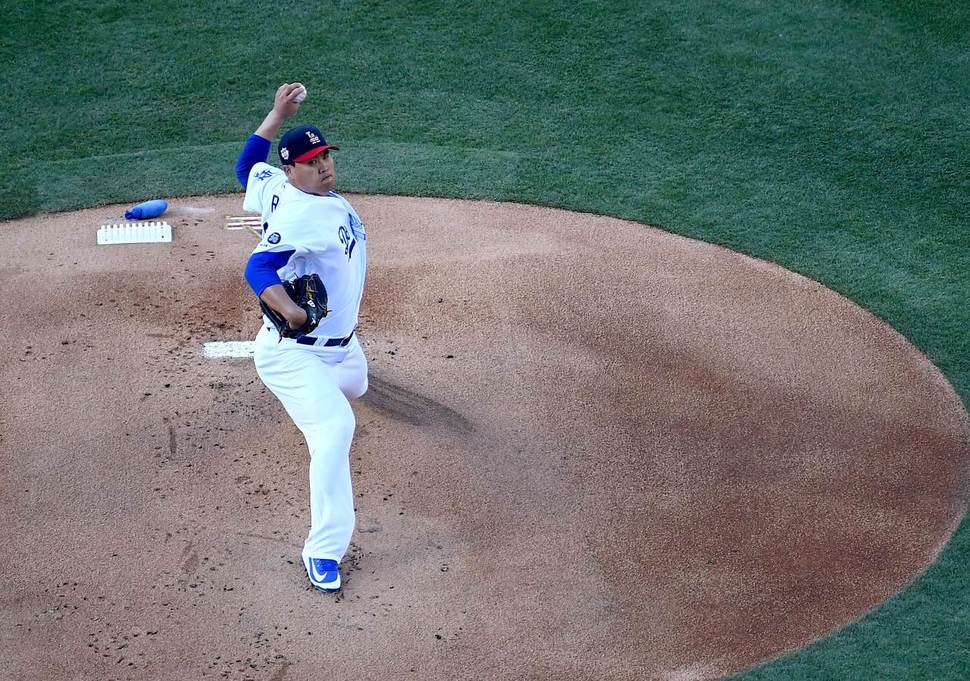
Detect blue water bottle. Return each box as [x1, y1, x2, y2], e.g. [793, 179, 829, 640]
[124, 199, 168, 220]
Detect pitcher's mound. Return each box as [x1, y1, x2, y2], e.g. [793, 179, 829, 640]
[1, 194, 967, 680]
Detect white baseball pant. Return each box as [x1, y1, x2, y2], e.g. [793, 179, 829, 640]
[253, 325, 368, 566]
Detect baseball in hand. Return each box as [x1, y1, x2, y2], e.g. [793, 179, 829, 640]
[294, 85, 307, 103]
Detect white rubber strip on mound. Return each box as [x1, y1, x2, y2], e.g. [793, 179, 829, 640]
[97, 221, 172, 245]
[202, 341, 256, 358]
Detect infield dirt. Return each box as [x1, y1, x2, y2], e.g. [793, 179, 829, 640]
[2, 195, 968, 680]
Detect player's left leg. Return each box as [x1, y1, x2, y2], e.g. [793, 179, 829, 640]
[335, 335, 368, 400]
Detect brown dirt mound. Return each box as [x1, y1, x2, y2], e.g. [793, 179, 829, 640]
[1, 194, 967, 681]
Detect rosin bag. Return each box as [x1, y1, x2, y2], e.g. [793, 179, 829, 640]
[124, 199, 168, 220]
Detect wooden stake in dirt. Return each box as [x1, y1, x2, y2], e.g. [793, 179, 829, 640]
[224, 214, 262, 237]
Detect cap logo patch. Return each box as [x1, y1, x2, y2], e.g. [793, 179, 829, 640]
[306, 130, 321, 145]
[280, 147, 290, 160]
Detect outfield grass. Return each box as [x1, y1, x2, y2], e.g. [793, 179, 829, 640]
[2, 1, 968, 677]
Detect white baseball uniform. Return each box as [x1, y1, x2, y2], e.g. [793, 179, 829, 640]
[243, 161, 368, 574]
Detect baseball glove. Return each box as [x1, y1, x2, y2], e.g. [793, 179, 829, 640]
[260, 273, 328, 339]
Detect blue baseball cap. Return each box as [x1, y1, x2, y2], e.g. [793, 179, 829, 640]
[278, 125, 339, 165]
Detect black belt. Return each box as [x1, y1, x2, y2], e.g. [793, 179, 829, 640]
[295, 330, 355, 347]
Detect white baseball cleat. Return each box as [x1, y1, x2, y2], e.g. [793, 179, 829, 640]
[306, 558, 341, 592]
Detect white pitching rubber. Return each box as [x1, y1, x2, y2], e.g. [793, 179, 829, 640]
[202, 341, 256, 358]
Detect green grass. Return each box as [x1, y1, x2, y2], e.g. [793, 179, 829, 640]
[2, 0, 968, 677]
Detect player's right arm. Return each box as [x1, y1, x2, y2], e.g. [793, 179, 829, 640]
[235, 82, 305, 188]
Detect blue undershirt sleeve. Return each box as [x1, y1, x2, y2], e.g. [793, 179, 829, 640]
[244, 249, 295, 296]
[235, 134, 273, 188]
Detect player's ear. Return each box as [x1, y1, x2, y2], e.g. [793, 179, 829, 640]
[282, 164, 293, 178]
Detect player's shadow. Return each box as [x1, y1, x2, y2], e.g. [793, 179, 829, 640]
[361, 375, 473, 434]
